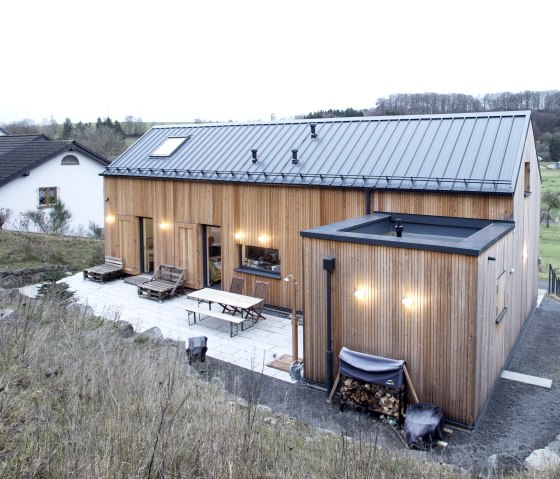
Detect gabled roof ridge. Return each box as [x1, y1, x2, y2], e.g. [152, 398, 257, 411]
[150, 110, 532, 130]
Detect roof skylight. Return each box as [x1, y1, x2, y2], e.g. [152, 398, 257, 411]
[151, 137, 188, 157]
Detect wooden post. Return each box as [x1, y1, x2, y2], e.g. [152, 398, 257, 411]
[403, 365, 419, 404]
[291, 278, 298, 363]
[326, 372, 340, 404]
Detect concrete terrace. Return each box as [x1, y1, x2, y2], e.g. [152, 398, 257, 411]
[21, 273, 303, 383]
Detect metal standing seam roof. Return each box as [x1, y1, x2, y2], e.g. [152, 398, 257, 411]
[102, 111, 532, 195]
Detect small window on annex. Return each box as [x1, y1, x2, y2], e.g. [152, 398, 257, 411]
[38, 187, 58, 207]
[240, 245, 280, 275]
[61, 154, 79, 165]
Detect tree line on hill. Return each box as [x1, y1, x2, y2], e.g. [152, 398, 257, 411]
[1, 115, 148, 161]
[303, 90, 560, 162]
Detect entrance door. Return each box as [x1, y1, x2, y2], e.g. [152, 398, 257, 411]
[117, 215, 138, 275]
[139, 217, 154, 273]
[176, 223, 202, 289]
[205, 225, 222, 287]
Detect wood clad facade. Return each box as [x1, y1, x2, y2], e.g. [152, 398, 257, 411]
[301, 125, 541, 425]
[103, 123, 540, 426]
[104, 179, 364, 309]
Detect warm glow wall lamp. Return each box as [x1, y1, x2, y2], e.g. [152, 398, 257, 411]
[401, 297, 414, 306]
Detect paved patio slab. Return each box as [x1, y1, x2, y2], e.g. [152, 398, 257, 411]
[21, 273, 302, 383]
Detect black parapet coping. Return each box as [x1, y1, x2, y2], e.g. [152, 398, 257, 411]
[300, 212, 515, 256]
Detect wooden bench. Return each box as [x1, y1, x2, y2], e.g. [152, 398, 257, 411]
[137, 265, 185, 302]
[185, 304, 252, 338]
[83, 256, 124, 283]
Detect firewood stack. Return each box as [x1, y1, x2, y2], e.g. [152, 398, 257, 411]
[340, 376, 402, 418]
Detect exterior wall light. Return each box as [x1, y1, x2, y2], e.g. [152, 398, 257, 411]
[258, 234, 269, 243]
[160, 222, 171, 230]
[354, 289, 365, 299]
[234, 232, 244, 240]
[105, 214, 115, 224]
[401, 297, 414, 306]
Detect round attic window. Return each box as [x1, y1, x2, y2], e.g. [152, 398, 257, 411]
[61, 154, 79, 165]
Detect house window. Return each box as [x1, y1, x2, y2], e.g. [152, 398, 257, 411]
[150, 137, 189, 157]
[239, 245, 280, 276]
[524, 161, 531, 195]
[38, 187, 58, 207]
[61, 154, 79, 165]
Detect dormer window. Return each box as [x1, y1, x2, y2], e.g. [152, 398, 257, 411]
[151, 137, 188, 157]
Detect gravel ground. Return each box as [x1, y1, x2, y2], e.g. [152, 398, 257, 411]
[194, 295, 560, 474]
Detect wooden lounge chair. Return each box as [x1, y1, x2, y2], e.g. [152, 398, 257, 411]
[83, 256, 124, 283]
[137, 264, 185, 302]
[221, 276, 245, 315]
[245, 280, 269, 323]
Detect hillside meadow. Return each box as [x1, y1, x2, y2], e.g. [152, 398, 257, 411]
[2, 292, 560, 478]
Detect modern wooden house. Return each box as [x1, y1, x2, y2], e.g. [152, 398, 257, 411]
[101, 111, 540, 425]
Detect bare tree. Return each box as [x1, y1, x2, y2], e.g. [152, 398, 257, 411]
[0, 207, 12, 229]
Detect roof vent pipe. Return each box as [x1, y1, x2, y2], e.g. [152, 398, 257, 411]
[291, 149, 299, 165]
[310, 123, 318, 139]
[251, 149, 258, 164]
[395, 218, 404, 237]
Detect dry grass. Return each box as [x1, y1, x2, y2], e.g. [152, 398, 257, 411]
[0, 230, 104, 271]
[0, 294, 558, 478]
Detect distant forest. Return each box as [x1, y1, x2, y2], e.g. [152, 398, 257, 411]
[303, 90, 560, 162]
[1, 116, 147, 161]
[2, 90, 560, 161]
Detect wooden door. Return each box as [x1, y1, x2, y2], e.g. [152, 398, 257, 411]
[118, 215, 138, 275]
[176, 223, 202, 289]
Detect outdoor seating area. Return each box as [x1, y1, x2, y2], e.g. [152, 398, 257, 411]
[185, 281, 269, 337]
[137, 264, 185, 302]
[25, 272, 301, 382]
[83, 256, 124, 283]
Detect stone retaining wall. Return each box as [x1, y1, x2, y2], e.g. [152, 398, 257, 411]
[0, 265, 69, 289]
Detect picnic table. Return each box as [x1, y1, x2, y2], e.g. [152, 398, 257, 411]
[185, 288, 263, 337]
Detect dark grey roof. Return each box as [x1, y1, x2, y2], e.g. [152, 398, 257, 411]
[0, 135, 110, 187]
[102, 111, 532, 195]
[0, 127, 11, 136]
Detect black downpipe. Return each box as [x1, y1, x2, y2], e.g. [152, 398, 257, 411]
[364, 187, 372, 215]
[323, 257, 336, 395]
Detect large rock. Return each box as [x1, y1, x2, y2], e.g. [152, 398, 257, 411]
[66, 303, 95, 319]
[0, 308, 18, 321]
[115, 320, 134, 338]
[525, 434, 560, 471]
[136, 326, 163, 343]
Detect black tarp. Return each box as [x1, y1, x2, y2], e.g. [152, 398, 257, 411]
[187, 336, 208, 363]
[338, 347, 405, 388]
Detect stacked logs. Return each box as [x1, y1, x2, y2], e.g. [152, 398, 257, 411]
[340, 377, 401, 418]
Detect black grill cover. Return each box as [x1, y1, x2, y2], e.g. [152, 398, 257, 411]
[187, 336, 208, 363]
[338, 347, 405, 388]
[404, 403, 444, 447]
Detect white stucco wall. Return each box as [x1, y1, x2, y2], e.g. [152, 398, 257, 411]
[0, 151, 106, 234]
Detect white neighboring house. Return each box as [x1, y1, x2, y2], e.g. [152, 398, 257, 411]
[0, 134, 110, 234]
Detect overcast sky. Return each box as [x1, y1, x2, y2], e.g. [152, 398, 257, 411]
[1, 0, 558, 125]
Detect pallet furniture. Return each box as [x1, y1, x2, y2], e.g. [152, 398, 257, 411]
[137, 264, 185, 302]
[83, 256, 124, 283]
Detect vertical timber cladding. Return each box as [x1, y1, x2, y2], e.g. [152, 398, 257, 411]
[370, 190, 513, 221]
[103, 177, 364, 310]
[472, 127, 541, 420]
[303, 237, 479, 425]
